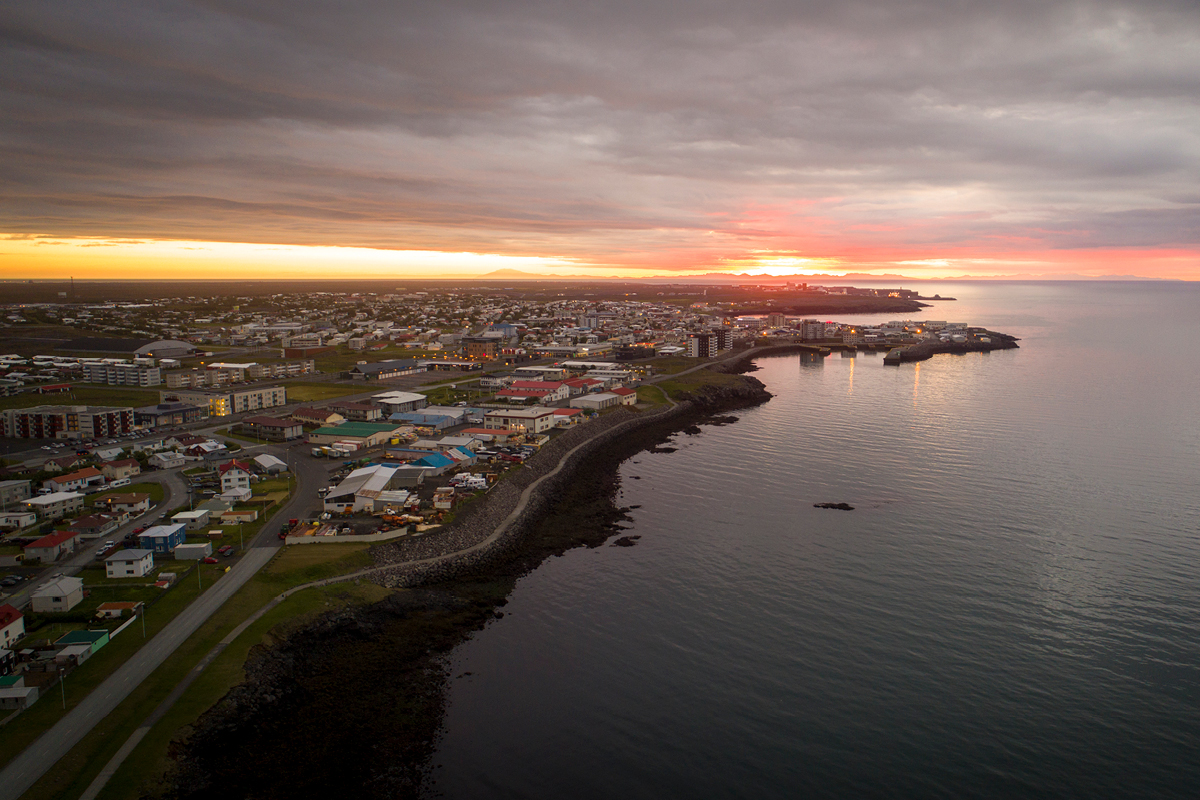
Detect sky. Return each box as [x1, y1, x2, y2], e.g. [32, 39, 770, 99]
[2, 0, 1198, 280]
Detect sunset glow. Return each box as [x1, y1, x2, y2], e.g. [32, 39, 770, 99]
[2, 2, 1197, 281]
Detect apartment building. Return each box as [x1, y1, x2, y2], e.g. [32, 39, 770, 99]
[83, 363, 162, 386]
[0, 405, 134, 440]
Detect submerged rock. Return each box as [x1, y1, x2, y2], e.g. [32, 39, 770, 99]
[814, 502, 855, 511]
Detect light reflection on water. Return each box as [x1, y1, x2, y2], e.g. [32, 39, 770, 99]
[428, 282, 1200, 800]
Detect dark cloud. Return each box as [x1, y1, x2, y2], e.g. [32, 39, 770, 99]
[1, 0, 1198, 268]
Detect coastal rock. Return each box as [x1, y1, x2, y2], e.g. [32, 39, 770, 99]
[612, 536, 641, 547]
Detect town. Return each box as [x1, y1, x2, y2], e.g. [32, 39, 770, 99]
[0, 282, 1014, 796]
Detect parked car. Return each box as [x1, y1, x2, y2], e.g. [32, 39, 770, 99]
[218, 545, 234, 557]
[202, 556, 219, 564]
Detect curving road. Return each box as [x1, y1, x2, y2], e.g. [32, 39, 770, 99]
[0, 443, 324, 800]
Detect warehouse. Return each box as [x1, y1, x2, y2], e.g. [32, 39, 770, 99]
[307, 422, 404, 448]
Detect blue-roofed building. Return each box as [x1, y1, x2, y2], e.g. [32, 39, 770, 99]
[411, 452, 455, 475]
[137, 523, 187, 555]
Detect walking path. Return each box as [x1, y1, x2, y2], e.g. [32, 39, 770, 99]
[8, 347, 767, 799]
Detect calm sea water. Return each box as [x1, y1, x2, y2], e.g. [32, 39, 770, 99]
[429, 282, 1200, 799]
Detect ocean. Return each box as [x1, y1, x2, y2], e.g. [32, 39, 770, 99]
[428, 282, 1200, 799]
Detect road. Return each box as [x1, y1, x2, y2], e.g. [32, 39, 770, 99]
[0, 442, 325, 800]
[1, 469, 186, 611]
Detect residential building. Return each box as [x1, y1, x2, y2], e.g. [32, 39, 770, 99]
[100, 459, 141, 482]
[327, 401, 383, 422]
[483, 407, 558, 434]
[371, 391, 428, 414]
[95, 492, 151, 516]
[241, 416, 303, 441]
[0, 405, 134, 440]
[463, 337, 500, 360]
[0, 512, 37, 531]
[149, 452, 185, 470]
[137, 524, 187, 554]
[30, 576, 84, 612]
[105, 549, 155, 578]
[0, 479, 31, 508]
[289, 407, 345, 427]
[159, 386, 287, 417]
[0, 604, 24, 649]
[171, 509, 212, 530]
[68, 513, 120, 539]
[23, 528, 81, 562]
[45, 466, 105, 494]
[687, 332, 728, 358]
[82, 362, 161, 386]
[23, 491, 85, 521]
[133, 401, 207, 428]
[218, 460, 253, 494]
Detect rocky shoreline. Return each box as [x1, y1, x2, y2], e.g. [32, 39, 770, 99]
[157, 371, 772, 800]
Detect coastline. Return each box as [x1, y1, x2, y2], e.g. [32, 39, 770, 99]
[157, 370, 773, 798]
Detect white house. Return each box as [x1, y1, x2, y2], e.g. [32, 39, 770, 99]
[105, 549, 155, 578]
[149, 451, 185, 470]
[30, 576, 85, 613]
[218, 460, 253, 493]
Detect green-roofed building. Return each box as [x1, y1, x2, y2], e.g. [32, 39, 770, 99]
[55, 629, 110, 654]
[307, 422, 405, 448]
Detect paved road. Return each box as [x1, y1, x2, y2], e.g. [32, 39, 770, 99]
[0, 469, 185, 611]
[0, 447, 325, 800]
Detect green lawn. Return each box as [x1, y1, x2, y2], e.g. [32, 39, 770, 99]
[655, 367, 743, 400]
[636, 385, 670, 406]
[14, 545, 385, 800]
[0, 386, 160, 411]
[278, 381, 370, 403]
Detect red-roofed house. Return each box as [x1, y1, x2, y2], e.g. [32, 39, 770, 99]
[100, 458, 141, 482]
[496, 389, 553, 404]
[45, 466, 104, 493]
[610, 387, 639, 406]
[23, 528, 81, 563]
[218, 460, 253, 494]
[0, 604, 24, 649]
[509, 381, 570, 402]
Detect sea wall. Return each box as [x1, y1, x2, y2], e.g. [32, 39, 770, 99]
[366, 375, 770, 588]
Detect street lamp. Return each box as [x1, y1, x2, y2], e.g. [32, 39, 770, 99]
[59, 666, 66, 709]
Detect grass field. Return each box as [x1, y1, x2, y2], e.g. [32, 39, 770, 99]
[277, 381, 370, 403]
[0, 386, 160, 411]
[636, 385, 670, 406]
[655, 367, 743, 400]
[13, 544, 385, 800]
